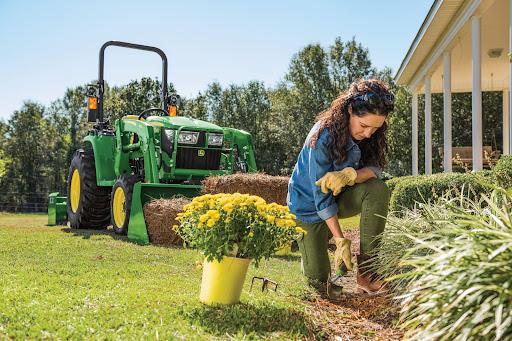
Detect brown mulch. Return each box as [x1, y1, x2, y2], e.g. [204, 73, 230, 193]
[143, 197, 190, 246]
[201, 173, 290, 205]
[307, 229, 403, 340]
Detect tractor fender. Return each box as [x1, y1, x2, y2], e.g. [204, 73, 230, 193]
[83, 134, 117, 187]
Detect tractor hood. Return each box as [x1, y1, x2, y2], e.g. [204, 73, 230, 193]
[146, 116, 223, 132]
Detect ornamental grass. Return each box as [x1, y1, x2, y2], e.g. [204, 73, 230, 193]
[372, 185, 512, 340]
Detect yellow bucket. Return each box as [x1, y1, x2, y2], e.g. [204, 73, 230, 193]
[200, 256, 251, 305]
[274, 243, 292, 256]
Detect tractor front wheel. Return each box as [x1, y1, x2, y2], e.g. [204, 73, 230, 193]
[67, 147, 111, 229]
[110, 174, 138, 235]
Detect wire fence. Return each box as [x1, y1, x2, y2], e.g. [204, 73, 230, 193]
[0, 190, 67, 213]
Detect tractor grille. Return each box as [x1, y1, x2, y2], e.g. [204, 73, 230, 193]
[176, 147, 221, 170]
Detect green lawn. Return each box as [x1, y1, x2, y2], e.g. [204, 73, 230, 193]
[0, 213, 367, 339]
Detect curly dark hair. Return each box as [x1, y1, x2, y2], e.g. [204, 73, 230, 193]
[309, 79, 393, 169]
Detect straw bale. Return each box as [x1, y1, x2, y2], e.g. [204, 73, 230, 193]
[201, 173, 290, 205]
[143, 197, 190, 246]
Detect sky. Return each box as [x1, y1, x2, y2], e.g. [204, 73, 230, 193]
[0, 0, 432, 120]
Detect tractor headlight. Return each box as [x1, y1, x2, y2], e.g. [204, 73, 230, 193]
[178, 131, 199, 145]
[208, 133, 224, 146]
[163, 129, 176, 144]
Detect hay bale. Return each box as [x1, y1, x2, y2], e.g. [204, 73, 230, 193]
[201, 173, 290, 206]
[143, 197, 190, 246]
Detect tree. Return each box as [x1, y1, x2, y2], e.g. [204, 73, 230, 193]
[0, 120, 9, 178]
[1, 102, 51, 211]
[329, 37, 375, 96]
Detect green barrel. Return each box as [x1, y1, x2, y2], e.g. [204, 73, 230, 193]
[48, 192, 68, 226]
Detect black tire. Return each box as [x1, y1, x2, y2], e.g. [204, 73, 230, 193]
[110, 174, 138, 235]
[67, 147, 111, 229]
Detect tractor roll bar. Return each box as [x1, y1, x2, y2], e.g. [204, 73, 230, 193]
[97, 41, 169, 123]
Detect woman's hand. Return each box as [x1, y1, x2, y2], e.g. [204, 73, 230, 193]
[334, 237, 353, 272]
[315, 167, 357, 196]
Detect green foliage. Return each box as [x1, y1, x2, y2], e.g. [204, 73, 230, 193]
[387, 172, 492, 213]
[387, 90, 504, 176]
[0, 102, 57, 211]
[175, 193, 302, 266]
[0, 121, 9, 178]
[394, 189, 512, 340]
[0, 213, 312, 339]
[385, 86, 412, 176]
[369, 191, 475, 292]
[493, 155, 512, 188]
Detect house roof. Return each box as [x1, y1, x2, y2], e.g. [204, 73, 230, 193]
[395, 0, 508, 93]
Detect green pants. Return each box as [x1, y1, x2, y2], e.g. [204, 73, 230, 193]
[297, 178, 390, 282]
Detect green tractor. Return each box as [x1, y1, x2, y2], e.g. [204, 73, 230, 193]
[67, 41, 257, 244]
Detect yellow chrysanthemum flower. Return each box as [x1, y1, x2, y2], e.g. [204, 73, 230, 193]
[285, 219, 296, 228]
[199, 214, 209, 223]
[207, 219, 216, 228]
[295, 227, 307, 234]
[222, 203, 234, 213]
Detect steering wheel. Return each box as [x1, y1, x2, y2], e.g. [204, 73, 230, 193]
[137, 107, 168, 120]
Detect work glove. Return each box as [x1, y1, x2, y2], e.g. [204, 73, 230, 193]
[334, 237, 353, 273]
[315, 167, 357, 196]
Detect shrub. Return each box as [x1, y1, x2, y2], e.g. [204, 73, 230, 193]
[387, 172, 492, 213]
[385, 174, 417, 192]
[493, 155, 512, 188]
[174, 193, 304, 266]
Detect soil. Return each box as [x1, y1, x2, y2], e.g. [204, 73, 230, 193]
[307, 229, 403, 341]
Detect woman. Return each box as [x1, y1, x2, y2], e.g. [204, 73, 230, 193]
[287, 79, 393, 297]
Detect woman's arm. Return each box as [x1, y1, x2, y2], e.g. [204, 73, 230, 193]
[355, 167, 377, 184]
[325, 215, 344, 238]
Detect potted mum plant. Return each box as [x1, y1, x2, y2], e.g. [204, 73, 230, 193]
[175, 193, 304, 305]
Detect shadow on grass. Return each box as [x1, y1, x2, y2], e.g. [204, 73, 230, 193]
[272, 254, 301, 261]
[181, 302, 311, 338]
[61, 227, 128, 242]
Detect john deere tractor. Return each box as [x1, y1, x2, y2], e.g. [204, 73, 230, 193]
[67, 41, 256, 244]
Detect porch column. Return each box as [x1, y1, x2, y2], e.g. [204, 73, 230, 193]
[443, 52, 452, 172]
[504, 89, 510, 155]
[509, 0, 512, 154]
[472, 16, 483, 171]
[412, 92, 419, 175]
[425, 76, 432, 175]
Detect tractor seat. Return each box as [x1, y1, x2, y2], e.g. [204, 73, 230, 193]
[122, 115, 145, 121]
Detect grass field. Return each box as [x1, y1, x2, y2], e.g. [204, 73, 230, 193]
[0, 213, 368, 340]
[0, 213, 362, 339]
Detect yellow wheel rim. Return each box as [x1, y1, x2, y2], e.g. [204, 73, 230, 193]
[70, 169, 80, 213]
[113, 186, 126, 228]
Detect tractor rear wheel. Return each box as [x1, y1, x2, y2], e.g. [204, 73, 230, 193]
[67, 147, 111, 229]
[110, 174, 138, 235]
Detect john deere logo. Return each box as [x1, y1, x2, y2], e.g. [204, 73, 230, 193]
[198, 149, 205, 157]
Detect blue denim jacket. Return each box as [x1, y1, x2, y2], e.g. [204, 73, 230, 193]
[287, 122, 381, 223]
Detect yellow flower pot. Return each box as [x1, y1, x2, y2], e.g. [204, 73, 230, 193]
[200, 256, 251, 305]
[274, 243, 292, 256]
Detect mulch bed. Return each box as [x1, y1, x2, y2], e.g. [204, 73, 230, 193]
[201, 172, 290, 205]
[143, 197, 190, 246]
[307, 228, 403, 340]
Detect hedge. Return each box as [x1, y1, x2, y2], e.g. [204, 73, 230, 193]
[493, 155, 512, 188]
[387, 171, 493, 214]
